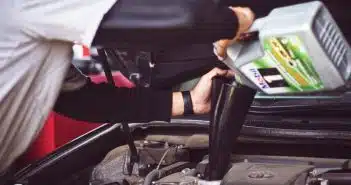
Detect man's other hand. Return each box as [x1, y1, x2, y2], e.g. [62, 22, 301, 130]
[214, 7, 255, 60]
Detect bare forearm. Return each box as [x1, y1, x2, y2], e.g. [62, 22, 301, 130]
[172, 91, 204, 117]
[172, 92, 184, 117]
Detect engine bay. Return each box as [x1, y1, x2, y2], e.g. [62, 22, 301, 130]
[89, 135, 351, 185]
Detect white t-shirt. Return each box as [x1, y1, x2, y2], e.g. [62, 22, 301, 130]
[0, 0, 117, 172]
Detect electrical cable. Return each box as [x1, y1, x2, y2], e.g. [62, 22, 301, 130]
[157, 147, 173, 170]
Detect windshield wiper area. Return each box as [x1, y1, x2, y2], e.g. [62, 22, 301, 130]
[250, 91, 351, 116]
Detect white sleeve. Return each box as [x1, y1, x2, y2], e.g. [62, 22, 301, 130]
[20, 0, 117, 47]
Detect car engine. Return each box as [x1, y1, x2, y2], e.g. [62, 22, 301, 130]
[89, 136, 348, 185]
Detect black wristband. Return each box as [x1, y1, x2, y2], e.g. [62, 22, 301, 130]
[182, 91, 194, 115]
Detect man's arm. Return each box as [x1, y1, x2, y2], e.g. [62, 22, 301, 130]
[54, 65, 177, 123]
[92, 0, 239, 47]
[54, 65, 234, 123]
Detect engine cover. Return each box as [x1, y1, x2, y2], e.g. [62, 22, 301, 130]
[221, 162, 314, 185]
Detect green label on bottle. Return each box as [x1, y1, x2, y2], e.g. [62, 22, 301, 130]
[241, 35, 324, 94]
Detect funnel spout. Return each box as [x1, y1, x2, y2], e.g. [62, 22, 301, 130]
[208, 78, 256, 180]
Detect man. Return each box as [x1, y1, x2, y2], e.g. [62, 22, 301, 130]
[0, 0, 254, 174]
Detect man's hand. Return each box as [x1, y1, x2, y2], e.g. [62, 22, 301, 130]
[172, 68, 234, 116]
[214, 7, 255, 60]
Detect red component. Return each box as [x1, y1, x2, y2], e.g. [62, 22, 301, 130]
[82, 45, 90, 57]
[17, 113, 56, 165]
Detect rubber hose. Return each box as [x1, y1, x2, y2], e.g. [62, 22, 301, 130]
[143, 169, 160, 185]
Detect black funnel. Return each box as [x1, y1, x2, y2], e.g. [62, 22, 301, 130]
[208, 78, 256, 180]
